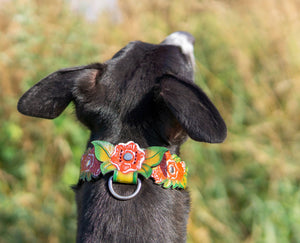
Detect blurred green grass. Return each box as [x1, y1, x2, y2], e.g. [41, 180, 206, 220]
[1, 0, 300, 242]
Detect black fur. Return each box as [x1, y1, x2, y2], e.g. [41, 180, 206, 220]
[18, 34, 226, 242]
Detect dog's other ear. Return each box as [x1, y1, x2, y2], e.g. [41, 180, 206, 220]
[17, 64, 103, 119]
[160, 75, 227, 143]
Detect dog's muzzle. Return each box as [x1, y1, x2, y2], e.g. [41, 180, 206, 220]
[161, 31, 195, 68]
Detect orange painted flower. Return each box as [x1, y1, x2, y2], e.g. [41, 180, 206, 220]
[110, 141, 145, 174]
[151, 151, 187, 189]
[93, 141, 167, 184]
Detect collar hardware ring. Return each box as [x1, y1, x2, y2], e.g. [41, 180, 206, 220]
[108, 176, 142, 200]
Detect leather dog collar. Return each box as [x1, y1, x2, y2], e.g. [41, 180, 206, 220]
[80, 141, 188, 195]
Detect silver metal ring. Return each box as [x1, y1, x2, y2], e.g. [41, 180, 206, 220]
[108, 176, 142, 200]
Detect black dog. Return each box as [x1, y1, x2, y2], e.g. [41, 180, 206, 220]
[18, 32, 226, 243]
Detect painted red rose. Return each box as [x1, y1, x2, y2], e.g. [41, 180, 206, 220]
[110, 141, 145, 174]
[151, 151, 170, 183]
[80, 148, 101, 177]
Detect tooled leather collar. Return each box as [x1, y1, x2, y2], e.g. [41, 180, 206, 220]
[80, 141, 188, 200]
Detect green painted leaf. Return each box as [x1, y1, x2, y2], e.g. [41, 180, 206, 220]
[100, 161, 116, 175]
[172, 154, 181, 163]
[138, 164, 152, 178]
[79, 173, 85, 181]
[163, 179, 172, 189]
[144, 147, 168, 167]
[92, 141, 114, 162]
[80, 172, 92, 181]
[172, 182, 179, 189]
[177, 183, 184, 189]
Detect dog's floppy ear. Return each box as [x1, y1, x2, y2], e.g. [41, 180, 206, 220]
[17, 64, 103, 119]
[160, 75, 227, 143]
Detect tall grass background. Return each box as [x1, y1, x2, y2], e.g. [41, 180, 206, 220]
[1, 0, 300, 242]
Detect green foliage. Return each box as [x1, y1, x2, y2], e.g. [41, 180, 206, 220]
[1, 0, 300, 242]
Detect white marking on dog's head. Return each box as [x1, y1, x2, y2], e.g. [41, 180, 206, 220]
[161, 31, 195, 67]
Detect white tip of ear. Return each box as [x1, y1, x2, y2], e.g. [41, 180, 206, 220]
[161, 31, 195, 67]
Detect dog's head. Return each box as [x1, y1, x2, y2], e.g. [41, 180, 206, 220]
[18, 32, 226, 147]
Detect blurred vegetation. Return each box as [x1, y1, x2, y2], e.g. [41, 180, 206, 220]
[1, 0, 300, 242]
